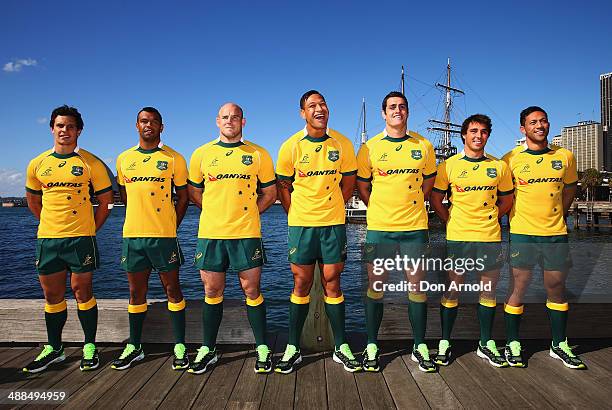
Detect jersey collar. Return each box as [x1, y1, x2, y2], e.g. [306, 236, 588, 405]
[136, 141, 164, 154]
[50, 146, 80, 159]
[521, 143, 552, 155]
[460, 150, 489, 162]
[301, 127, 330, 142]
[216, 137, 245, 148]
[382, 129, 411, 142]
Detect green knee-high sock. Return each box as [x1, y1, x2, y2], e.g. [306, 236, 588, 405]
[77, 298, 98, 344]
[546, 300, 568, 346]
[246, 295, 267, 346]
[504, 304, 523, 343]
[365, 292, 384, 345]
[128, 303, 148, 347]
[203, 296, 224, 348]
[409, 294, 427, 347]
[168, 300, 186, 344]
[324, 295, 346, 349]
[288, 293, 310, 347]
[478, 301, 496, 345]
[45, 300, 68, 350]
[440, 297, 458, 341]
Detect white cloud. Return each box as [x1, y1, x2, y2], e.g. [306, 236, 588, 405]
[0, 169, 25, 197]
[36, 117, 48, 124]
[3, 58, 38, 73]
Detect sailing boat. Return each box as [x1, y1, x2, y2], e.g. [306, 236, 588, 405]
[345, 98, 368, 223]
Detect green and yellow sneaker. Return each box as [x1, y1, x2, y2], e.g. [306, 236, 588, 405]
[362, 343, 380, 372]
[504, 341, 525, 368]
[411, 343, 437, 372]
[333, 343, 362, 373]
[80, 343, 99, 371]
[550, 340, 586, 369]
[434, 339, 451, 366]
[172, 343, 189, 370]
[23, 345, 65, 373]
[477, 340, 508, 368]
[111, 344, 144, 370]
[275, 344, 302, 374]
[254, 344, 272, 373]
[188, 346, 218, 374]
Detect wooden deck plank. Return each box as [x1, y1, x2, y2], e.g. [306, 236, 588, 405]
[397, 345, 462, 409]
[294, 351, 328, 410]
[324, 356, 360, 410]
[0, 348, 28, 368]
[90, 346, 170, 409]
[354, 371, 396, 410]
[0, 348, 37, 384]
[226, 335, 277, 410]
[457, 349, 534, 409]
[380, 343, 429, 410]
[486, 363, 556, 409]
[190, 345, 249, 409]
[259, 334, 295, 410]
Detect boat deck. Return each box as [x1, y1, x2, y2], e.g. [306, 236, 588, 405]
[1, 336, 611, 409]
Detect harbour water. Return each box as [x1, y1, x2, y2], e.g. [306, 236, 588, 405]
[0, 206, 610, 331]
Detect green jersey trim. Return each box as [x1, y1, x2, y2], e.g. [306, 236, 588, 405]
[357, 176, 372, 182]
[302, 135, 330, 143]
[423, 171, 437, 179]
[524, 147, 552, 155]
[136, 147, 162, 154]
[341, 170, 357, 176]
[188, 179, 204, 188]
[260, 179, 276, 188]
[50, 152, 78, 159]
[564, 181, 578, 187]
[498, 189, 514, 196]
[175, 184, 188, 191]
[432, 187, 447, 194]
[26, 186, 43, 195]
[382, 134, 411, 142]
[215, 140, 246, 148]
[94, 186, 113, 195]
[461, 155, 488, 163]
[276, 174, 294, 180]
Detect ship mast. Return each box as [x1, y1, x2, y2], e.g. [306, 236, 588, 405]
[360, 98, 367, 144]
[429, 58, 464, 161]
[400, 65, 405, 95]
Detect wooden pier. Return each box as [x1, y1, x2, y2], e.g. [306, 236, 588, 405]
[571, 201, 612, 229]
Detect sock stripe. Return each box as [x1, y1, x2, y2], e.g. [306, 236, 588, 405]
[504, 303, 524, 315]
[168, 299, 186, 311]
[440, 296, 458, 308]
[205, 295, 224, 305]
[479, 297, 497, 308]
[128, 303, 148, 313]
[546, 300, 569, 312]
[324, 294, 344, 304]
[367, 288, 384, 300]
[408, 292, 427, 303]
[246, 294, 264, 306]
[290, 293, 310, 304]
[77, 297, 97, 311]
[45, 299, 67, 313]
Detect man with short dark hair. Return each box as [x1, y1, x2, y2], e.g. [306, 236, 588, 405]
[502, 107, 585, 369]
[111, 107, 190, 370]
[357, 91, 437, 372]
[24, 105, 113, 373]
[431, 114, 514, 367]
[275, 90, 361, 373]
[187, 102, 277, 374]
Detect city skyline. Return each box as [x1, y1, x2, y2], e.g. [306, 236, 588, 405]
[1, 0, 611, 196]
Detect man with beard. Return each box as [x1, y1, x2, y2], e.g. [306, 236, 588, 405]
[275, 90, 361, 373]
[502, 107, 585, 369]
[112, 107, 190, 370]
[187, 103, 277, 374]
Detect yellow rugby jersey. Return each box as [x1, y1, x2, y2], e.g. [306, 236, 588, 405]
[357, 131, 437, 231]
[502, 145, 577, 236]
[116, 143, 188, 238]
[25, 148, 112, 238]
[433, 152, 514, 242]
[188, 139, 275, 239]
[276, 128, 357, 227]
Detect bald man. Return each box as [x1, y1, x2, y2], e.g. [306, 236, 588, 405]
[187, 103, 277, 374]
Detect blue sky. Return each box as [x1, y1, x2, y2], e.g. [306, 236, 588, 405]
[1, 0, 610, 196]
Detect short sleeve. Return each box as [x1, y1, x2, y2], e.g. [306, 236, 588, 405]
[340, 138, 357, 176]
[563, 150, 578, 185]
[173, 153, 188, 190]
[89, 157, 112, 195]
[497, 161, 514, 195]
[188, 147, 205, 188]
[432, 160, 449, 194]
[356, 144, 372, 182]
[258, 149, 276, 188]
[423, 141, 437, 179]
[116, 154, 125, 186]
[276, 141, 295, 180]
[25, 158, 42, 194]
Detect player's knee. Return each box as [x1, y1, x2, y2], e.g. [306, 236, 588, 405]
[323, 279, 341, 296]
[71, 283, 92, 303]
[204, 286, 224, 298]
[293, 277, 313, 294]
[128, 287, 147, 304]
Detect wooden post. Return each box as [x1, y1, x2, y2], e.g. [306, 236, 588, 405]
[300, 264, 334, 352]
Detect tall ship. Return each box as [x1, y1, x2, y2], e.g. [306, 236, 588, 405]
[345, 60, 462, 223]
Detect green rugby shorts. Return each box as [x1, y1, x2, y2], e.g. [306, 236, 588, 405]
[36, 236, 99, 275]
[287, 225, 347, 265]
[121, 237, 184, 273]
[194, 238, 266, 272]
